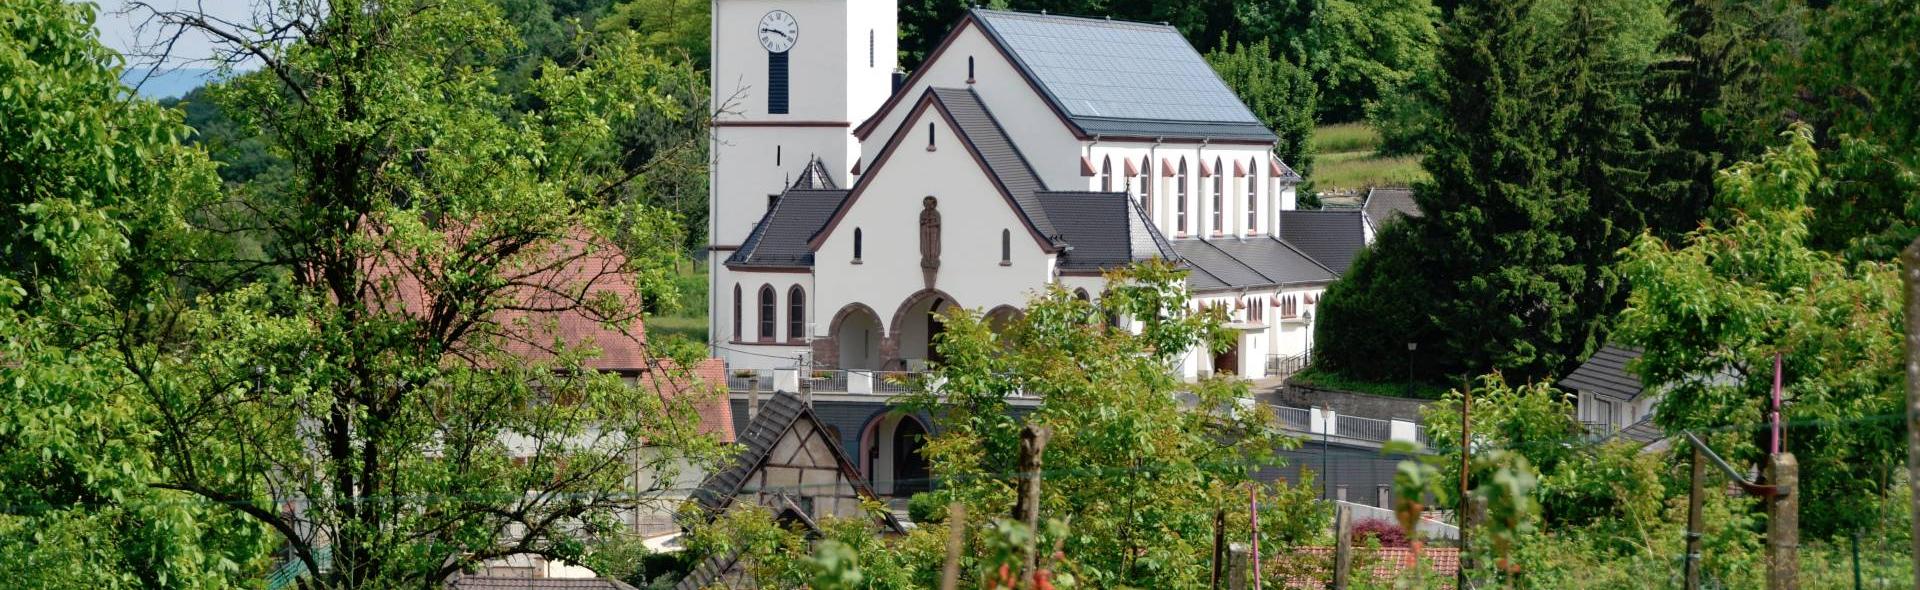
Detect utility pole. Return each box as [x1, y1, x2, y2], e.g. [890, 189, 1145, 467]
[1901, 236, 1920, 584]
[1014, 424, 1052, 585]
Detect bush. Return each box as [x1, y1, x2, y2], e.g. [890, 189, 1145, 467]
[1350, 518, 1410, 547]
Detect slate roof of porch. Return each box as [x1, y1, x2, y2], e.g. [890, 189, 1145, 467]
[1172, 237, 1338, 291]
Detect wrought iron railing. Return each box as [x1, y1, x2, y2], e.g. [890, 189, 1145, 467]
[1266, 348, 1313, 378]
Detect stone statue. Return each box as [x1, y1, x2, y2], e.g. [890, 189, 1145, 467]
[919, 196, 941, 271]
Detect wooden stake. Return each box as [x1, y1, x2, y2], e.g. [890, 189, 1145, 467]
[1685, 444, 1706, 590]
[1014, 424, 1052, 584]
[1212, 509, 1227, 590]
[1767, 453, 1799, 590]
[1228, 543, 1251, 590]
[1333, 504, 1353, 590]
[1901, 236, 1920, 585]
[939, 502, 967, 590]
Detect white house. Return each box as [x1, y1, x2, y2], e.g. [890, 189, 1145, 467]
[706, 4, 1356, 380]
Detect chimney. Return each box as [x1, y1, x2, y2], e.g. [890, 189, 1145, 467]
[892, 69, 908, 94]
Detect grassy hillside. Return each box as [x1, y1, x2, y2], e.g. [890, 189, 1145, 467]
[1309, 123, 1427, 194]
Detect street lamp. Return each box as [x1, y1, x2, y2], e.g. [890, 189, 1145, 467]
[1405, 342, 1418, 397]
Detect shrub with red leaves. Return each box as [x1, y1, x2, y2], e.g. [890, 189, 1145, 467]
[1351, 517, 1411, 547]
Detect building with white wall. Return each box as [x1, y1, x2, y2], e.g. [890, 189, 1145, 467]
[708, 4, 1357, 379]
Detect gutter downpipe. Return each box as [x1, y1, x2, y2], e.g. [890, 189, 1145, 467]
[707, 0, 721, 359]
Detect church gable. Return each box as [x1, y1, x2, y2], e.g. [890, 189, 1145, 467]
[810, 87, 1059, 254]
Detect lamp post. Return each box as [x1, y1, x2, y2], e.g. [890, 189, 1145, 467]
[1405, 342, 1417, 397]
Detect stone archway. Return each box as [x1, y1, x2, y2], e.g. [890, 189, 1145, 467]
[858, 411, 933, 497]
[818, 303, 885, 370]
[888, 289, 960, 371]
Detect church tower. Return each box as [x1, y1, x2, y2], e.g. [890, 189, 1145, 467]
[708, 0, 897, 350]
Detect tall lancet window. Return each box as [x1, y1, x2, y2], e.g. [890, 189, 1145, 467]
[1000, 229, 1011, 264]
[757, 285, 777, 341]
[787, 286, 806, 342]
[1211, 158, 1224, 235]
[1099, 156, 1112, 192]
[1176, 158, 1188, 235]
[1246, 158, 1260, 233]
[1140, 156, 1152, 215]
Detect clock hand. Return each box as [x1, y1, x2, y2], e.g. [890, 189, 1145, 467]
[760, 27, 792, 40]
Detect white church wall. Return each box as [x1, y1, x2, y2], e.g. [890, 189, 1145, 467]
[710, 127, 850, 247]
[856, 24, 1083, 190]
[818, 106, 1059, 362]
[1086, 143, 1276, 239]
[843, 1, 897, 125]
[712, 0, 858, 122]
[717, 270, 816, 370]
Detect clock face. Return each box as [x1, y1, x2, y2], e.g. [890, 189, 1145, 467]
[758, 10, 798, 53]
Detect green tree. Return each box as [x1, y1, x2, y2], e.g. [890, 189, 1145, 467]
[59, 0, 733, 586]
[1206, 36, 1318, 179]
[0, 2, 277, 586]
[905, 261, 1324, 588]
[1299, 0, 1440, 123]
[1616, 125, 1906, 536]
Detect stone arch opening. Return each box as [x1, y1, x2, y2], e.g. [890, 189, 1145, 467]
[826, 303, 884, 370]
[858, 411, 933, 497]
[889, 289, 960, 371]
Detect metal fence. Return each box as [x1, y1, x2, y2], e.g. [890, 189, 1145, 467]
[1337, 413, 1393, 442]
[1267, 348, 1313, 379]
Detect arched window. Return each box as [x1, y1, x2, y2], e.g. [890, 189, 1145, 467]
[927, 122, 936, 149]
[1246, 157, 1259, 233]
[1074, 288, 1091, 302]
[1176, 158, 1188, 235]
[1100, 156, 1113, 192]
[757, 285, 777, 341]
[1000, 229, 1011, 264]
[1140, 156, 1152, 215]
[853, 228, 863, 261]
[732, 284, 743, 341]
[967, 56, 975, 81]
[1211, 157, 1224, 235]
[788, 286, 806, 341]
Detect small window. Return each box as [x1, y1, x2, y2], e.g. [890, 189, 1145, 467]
[967, 56, 975, 81]
[927, 122, 936, 149]
[1100, 156, 1113, 192]
[1140, 156, 1153, 215]
[853, 228, 863, 261]
[757, 285, 776, 341]
[776, 145, 782, 166]
[869, 30, 875, 68]
[1000, 229, 1011, 264]
[732, 284, 743, 341]
[1211, 158, 1224, 235]
[1175, 158, 1188, 234]
[788, 286, 806, 341]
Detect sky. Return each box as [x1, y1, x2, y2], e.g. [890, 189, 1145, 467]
[91, 0, 261, 68]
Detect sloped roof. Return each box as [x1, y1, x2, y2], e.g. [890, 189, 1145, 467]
[1036, 191, 1179, 269]
[1277, 209, 1367, 274]
[790, 158, 839, 190]
[929, 87, 1058, 242]
[727, 189, 848, 268]
[1173, 237, 1338, 291]
[635, 358, 735, 443]
[449, 576, 637, 590]
[1363, 187, 1421, 226]
[970, 9, 1275, 142]
[1561, 345, 1645, 403]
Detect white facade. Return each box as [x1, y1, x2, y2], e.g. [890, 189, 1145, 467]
[709, 5, 1335, 378]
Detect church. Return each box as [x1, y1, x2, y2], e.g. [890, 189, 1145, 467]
[706, 2, 1357, 380]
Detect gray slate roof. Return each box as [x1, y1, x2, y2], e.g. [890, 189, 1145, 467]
[449, 576, 637, 590]
[1036, 191, 1179, 269]
[726, 189, 848, 268]
[928, 87, 1062, 246]
[1172, 237, 1338, 291]
[969, 9, 1275, 142]
[1561, 345, 1645, 403]
[1277, 209, 1367, 274]
[1363, 187, 1420, 226]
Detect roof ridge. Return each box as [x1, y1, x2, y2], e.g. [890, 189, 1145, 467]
[1194, 237, 1280, 285]
[1272, 235, 1340, 277]
[968, 7, 1177, 30]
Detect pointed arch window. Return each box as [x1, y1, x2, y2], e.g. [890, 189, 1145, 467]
[853, 228, 863, 262]
[788, 286, 806, 342]
[1211, 157, 1224, 235]
[1099, 156, 1113, 192]
[732, 284, 743, 341]
[1000, 229, 1011, 264]
[1175, 158, 1189, 235]
[1246, 157, 1260, 233]
[758, 285, 777, 341]
[1140, 156, 1152, 215]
